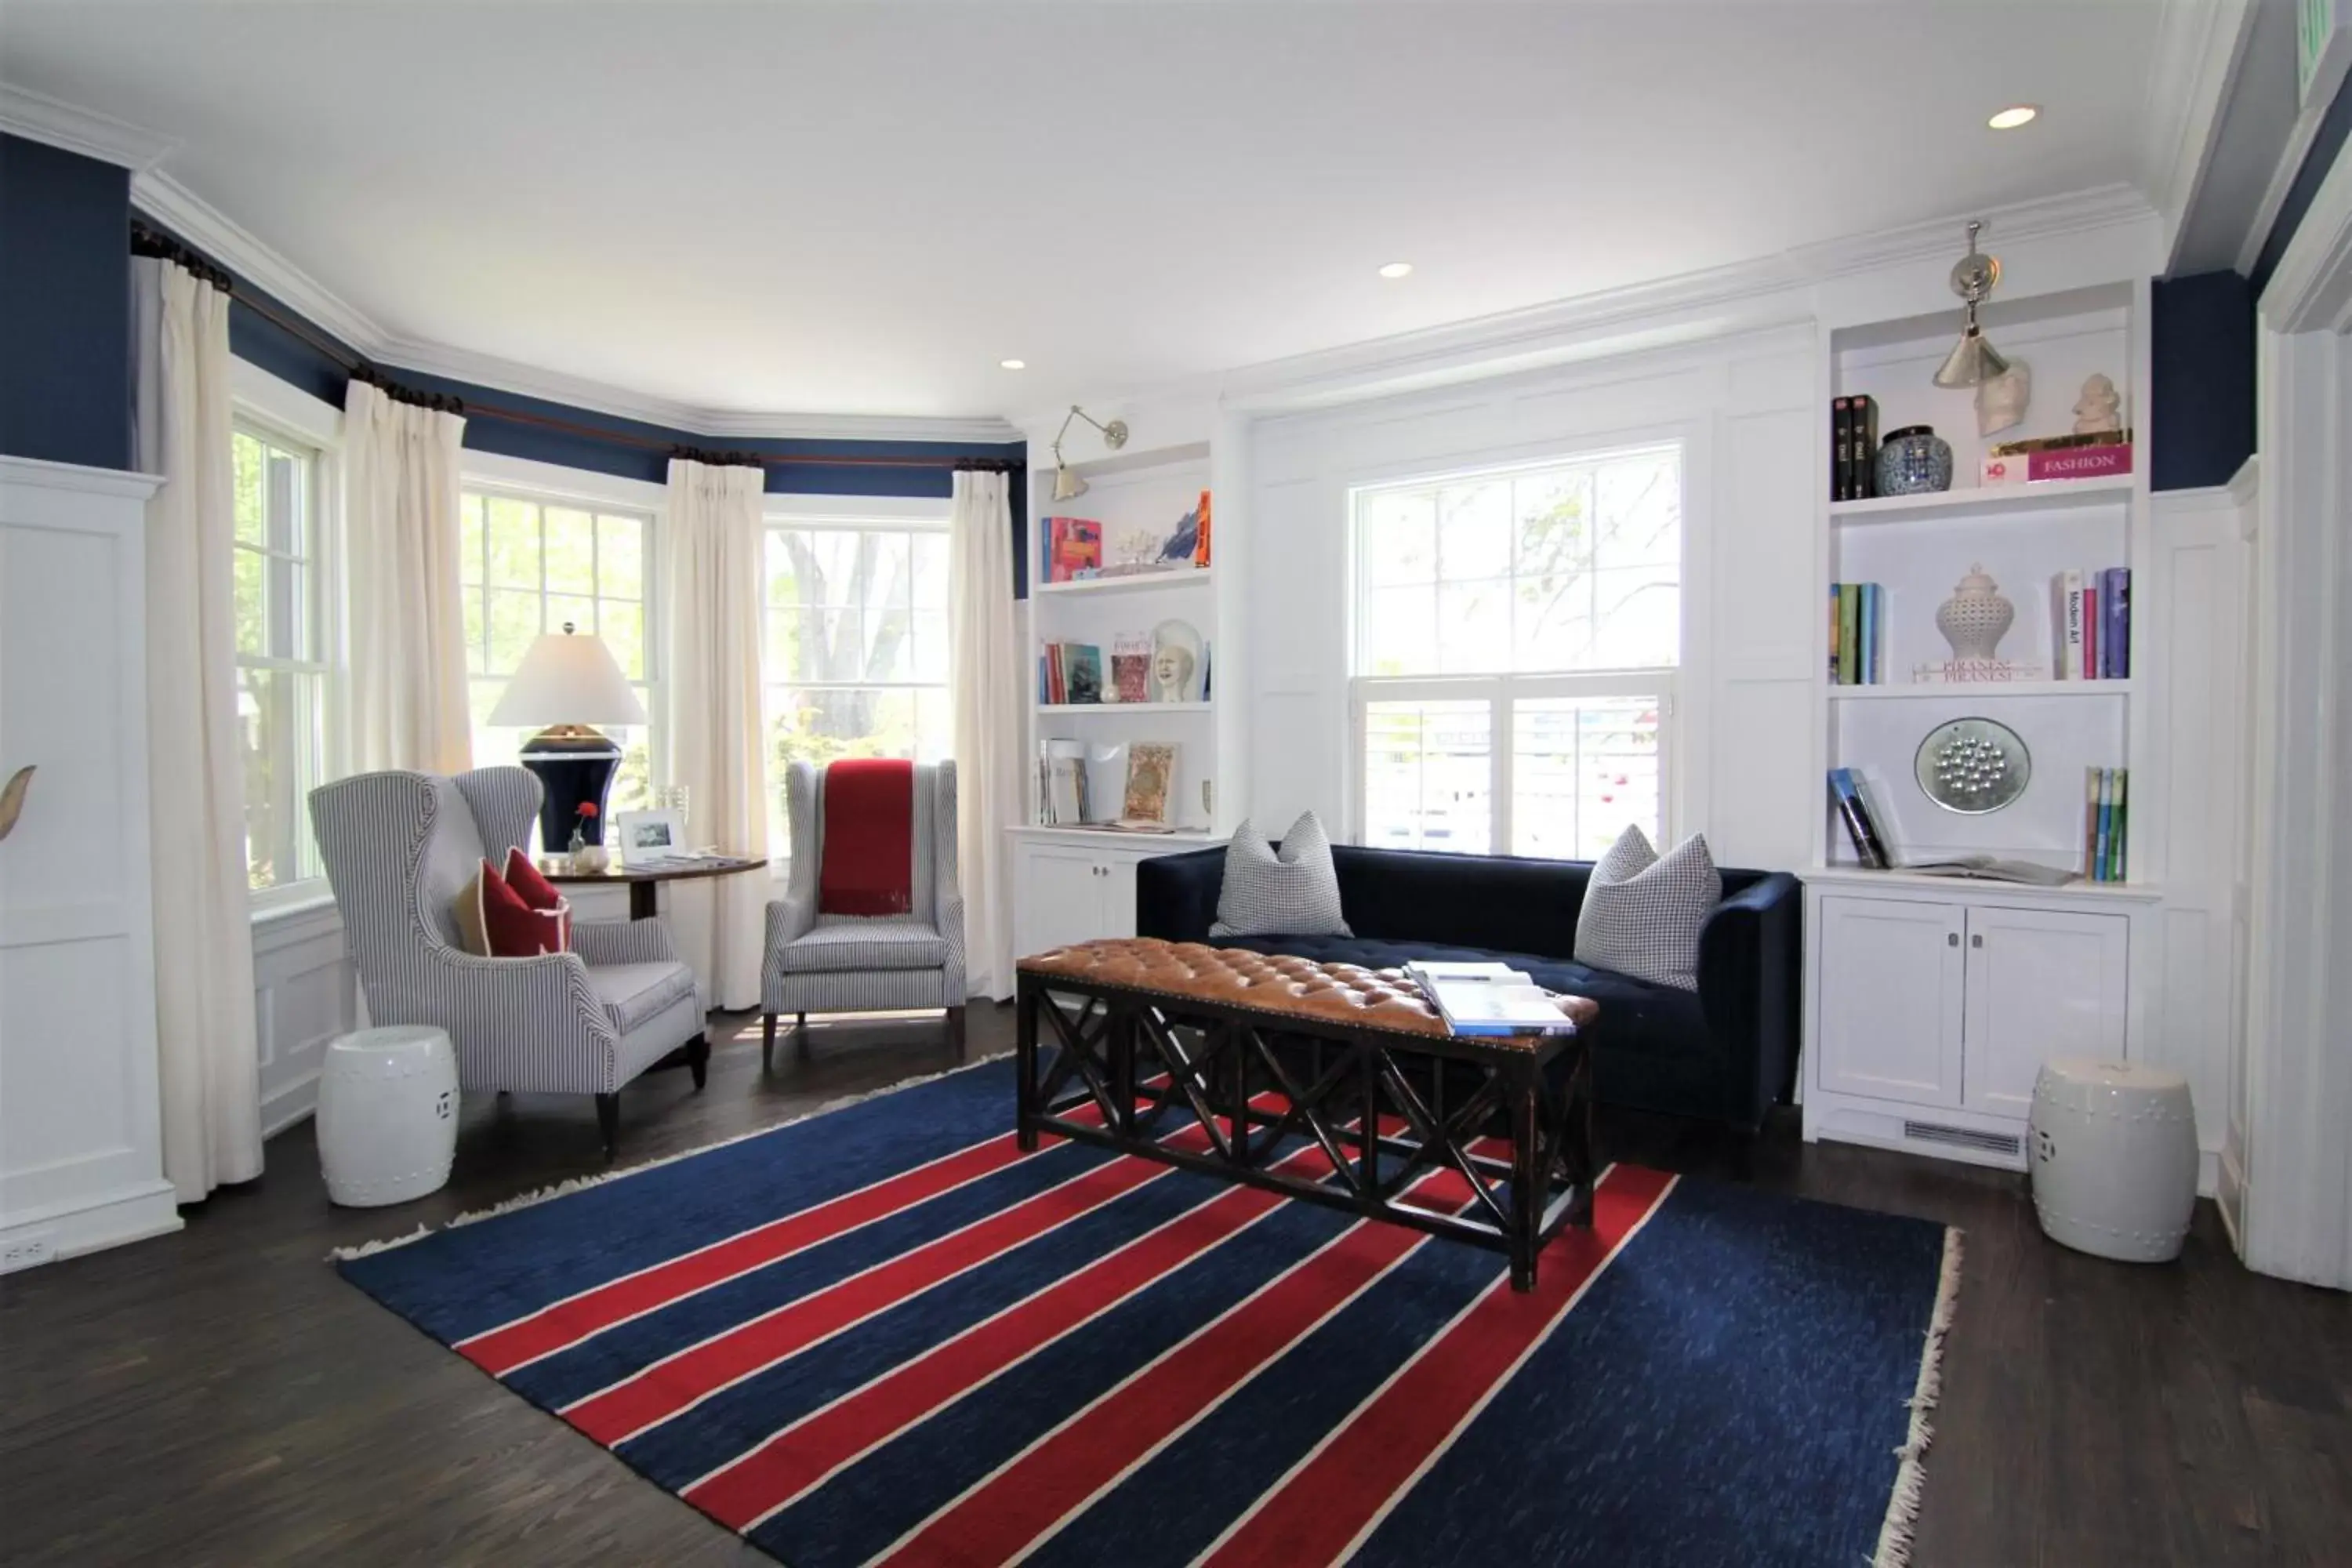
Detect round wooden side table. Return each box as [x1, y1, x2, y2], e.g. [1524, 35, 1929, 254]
[539, 855, 770, 920]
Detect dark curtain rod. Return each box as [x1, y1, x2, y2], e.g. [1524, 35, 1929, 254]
[131, 220, 1023, 474]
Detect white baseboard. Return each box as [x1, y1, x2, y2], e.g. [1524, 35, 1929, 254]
[260, 1069, 321, 1140]
[0, 1180, 181, 1272]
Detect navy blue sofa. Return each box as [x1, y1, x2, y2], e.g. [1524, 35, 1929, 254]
[1134, 843, 1802, 1129]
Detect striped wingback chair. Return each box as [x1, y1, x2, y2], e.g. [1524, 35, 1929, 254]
[308, 767, 709, 1156]
[761, 760, 967, 1063]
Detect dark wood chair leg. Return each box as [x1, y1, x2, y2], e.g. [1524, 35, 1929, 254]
[761, 1012, 778, 1071]
[688, 1032, 710, 1091]
[594, 1092, 620, 1159]
[947, 1004, 967, 1060]
[794, 1012, 811, 1064]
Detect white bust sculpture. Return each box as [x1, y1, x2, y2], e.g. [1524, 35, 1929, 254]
[1974, 358, 2031, 438]
[2073, 373, 2123, 436]
[1151, 644, 1196, 703]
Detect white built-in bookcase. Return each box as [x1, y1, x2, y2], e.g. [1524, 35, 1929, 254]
[1017, 434, 1247, 844]
[1811, 279, 2154, 891]
[1799, 277, 2175, 1179]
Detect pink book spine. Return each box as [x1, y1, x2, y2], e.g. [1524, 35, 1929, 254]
[2028, 444, 2132, 481]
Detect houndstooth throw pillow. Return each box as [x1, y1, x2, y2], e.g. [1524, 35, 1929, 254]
[1573, 825, 1720, 991]
[1210, 811, 1352, 938]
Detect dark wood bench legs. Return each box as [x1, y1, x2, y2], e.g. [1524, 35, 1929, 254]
[595, 1091, 619, 1159]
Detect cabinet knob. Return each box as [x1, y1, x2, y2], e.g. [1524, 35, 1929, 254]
[1947, 931, 1959, 947]
[1972, 933, 1984, 948]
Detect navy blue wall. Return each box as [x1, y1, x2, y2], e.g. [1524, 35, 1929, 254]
[2151, 270, 2256, 491]
[0, 133, 131, 469]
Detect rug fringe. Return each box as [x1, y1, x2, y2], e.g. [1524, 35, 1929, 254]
[1871, 1225, 1962, 1568]
[325, 1047, 1014, 1263]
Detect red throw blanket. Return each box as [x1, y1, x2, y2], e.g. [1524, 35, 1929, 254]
[818, 758, 916, 916]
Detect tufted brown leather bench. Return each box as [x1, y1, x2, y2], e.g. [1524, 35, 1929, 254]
[1014, 937, 1599, 1290]
[1019, 938, 1599, 1043]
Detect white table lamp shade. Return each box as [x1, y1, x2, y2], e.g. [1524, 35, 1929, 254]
[488, 626, 648, 728]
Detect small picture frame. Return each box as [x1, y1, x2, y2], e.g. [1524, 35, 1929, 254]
[612, 808, 686, 861]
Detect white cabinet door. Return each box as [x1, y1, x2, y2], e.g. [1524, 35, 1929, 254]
[1013, 844, 1108, 960]
[1816, 895, 1966, 1108]
[1098, 853, 1142, 940]
[1962, 905, 2129, 1117]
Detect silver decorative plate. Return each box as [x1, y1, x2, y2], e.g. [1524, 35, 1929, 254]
[1914, 717, 2030, 814]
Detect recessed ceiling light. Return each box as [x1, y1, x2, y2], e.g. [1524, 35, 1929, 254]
[1377, 261, 1414, 279]
[1987, 105, 2038, 130]
[999, 358, 1026, 370]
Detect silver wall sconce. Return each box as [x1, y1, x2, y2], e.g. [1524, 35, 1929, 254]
[1050, 404, 1129, 500]
[1932, 220, 2009, 389]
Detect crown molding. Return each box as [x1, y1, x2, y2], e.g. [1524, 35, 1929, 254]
[128, 168, 1021, 445]
[130, 169, 387, 354]
[0, 82, 176, 170]
[2140, 0, 2256, 263]
[1209, 184, 2158, 416]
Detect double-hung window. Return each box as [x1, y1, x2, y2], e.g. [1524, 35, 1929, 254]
[461, 491, 655, 810]
[232, 423, 331, 897]
[1351, 443, 1682, 859]
[761, 513, 952, 847]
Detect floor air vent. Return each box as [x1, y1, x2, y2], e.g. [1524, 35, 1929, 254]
[1901, 1120, 2022, 1156]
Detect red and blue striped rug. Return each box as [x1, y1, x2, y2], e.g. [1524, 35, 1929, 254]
[338, 1058, 1958, 1567]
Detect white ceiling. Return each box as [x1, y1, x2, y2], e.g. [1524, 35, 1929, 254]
[1, 2, 2180, 423]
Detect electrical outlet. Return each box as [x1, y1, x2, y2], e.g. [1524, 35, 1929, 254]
[1, 1234, 57, 1273]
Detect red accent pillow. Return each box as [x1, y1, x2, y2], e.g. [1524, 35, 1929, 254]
[503, 847, 564, 912]
[453, 858, 572, 957]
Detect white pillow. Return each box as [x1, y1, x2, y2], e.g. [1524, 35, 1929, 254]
[1572, 825, 1720, 991]
[1210, 811, 1352, 938]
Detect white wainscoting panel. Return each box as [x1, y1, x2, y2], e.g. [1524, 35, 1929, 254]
[252, 901, 358, 1137]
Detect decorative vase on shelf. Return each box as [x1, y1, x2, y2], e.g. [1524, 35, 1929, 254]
[1877, 426, 1954, 495]
[1936, 564, 2015, 661]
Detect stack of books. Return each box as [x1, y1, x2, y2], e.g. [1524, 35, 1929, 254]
[2049, 568, 2132, 680]
[1828, 583, 1886, 684]
[1037, 739, 1091, 825]
[1043, 517, 1102, 583]
[1828, 768, 1892, 868]
[1039, 642, 1105, 704]
[1830, 394, 1881, 501]
[1980, 431, 2133, 487]
[1403, 961, 1579, 1038]
[2083, 768, 2129, 882]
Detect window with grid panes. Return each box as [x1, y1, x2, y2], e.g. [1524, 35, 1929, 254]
[1352, 443, 1680, 858]
[232, 424, 330, 895]
[760, 517, 952, 848]
[461, 492, 655, 811]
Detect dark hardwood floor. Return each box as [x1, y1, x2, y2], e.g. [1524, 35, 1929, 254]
[2, 1005, 2344, 1566]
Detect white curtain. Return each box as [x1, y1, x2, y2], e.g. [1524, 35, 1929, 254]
[344, 379, 470, 774]
[662, 457, 770, 1008]
[134, 257, 263, 1203]
[949, 469, 1022, 999]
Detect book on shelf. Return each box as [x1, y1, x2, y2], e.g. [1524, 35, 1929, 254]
[1988, 429, 2134, 456]
[1194, 488, 1212, 568]
[1828, 768, 1891, 869]
[1836, 585, 1860, 684]
[1905, 856, 2079, 887]
[1831, 396, 1852, 503]
[1121, 741, 1177, 827]
[1044, 516, 1102, 584]
[2101, 568, 2130, 678]
[2082, 766, 2129, 882]
[1980, 442, 2133, 486]
[1067, 642, 1104, 704]
[1402, 961, 1579, 1038]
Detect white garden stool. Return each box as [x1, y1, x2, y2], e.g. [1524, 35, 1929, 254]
[316, 1025, 459, 1207]
[2027, 1057, 2198, 1262]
